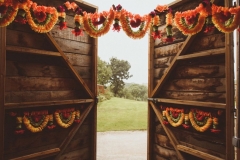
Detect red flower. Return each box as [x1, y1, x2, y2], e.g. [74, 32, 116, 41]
[182, 124, 190, 129]
[34, 11, 47, 22]
[14, 15, 27, 24]
[204, 25, 215, 33]
[112, 22, 121, 32]
[210, 129, 221, 134]
[164, 36, 174, 43]
[92, 15, 106, 26]
[57, 5, 65, 12]
[218, 12, 231, 23]
[72, 27, 84, 36]
[130, 19, 141, 28]
[163, 120, 169, 125]
[47, 125, 56, 129]
[59, 21, 67, 30]
[151, 30, 162, 40]
[74, 119, 81, 123]
[15, 129, 25, 134]
[185, 15, 196, 25]
[0, 5, 7, 14]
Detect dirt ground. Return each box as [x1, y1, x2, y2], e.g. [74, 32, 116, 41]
[97, 131, 147, 160]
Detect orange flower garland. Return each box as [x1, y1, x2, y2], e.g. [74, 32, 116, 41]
[119, 9, 152, 39]
[81, 9, 114, 38]
[0, 4, 18, 26]
[54, 108, 76, 128]
[189, 109, 212, 132]
[26, 5, 58, 33]
[165, 107, 184, 127]
[174, 3, 206, 35]
[212, 4, 240, 33]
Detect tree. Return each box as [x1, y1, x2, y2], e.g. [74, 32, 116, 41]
[97, 57, 112, 86]
[128, 84, 148, 101]
[109, 57, 132, 96]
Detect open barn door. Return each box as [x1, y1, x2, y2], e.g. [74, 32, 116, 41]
[148, 0, 235, 159]
[0, 0, 98, 159]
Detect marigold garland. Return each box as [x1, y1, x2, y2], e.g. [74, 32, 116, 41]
[189, 109, 212, 132]
[54, 108, 76, 128]
[81, 9, 115, 38]
[23, 110, 49, 133]
[165, 107, 184, 127]
[212, 4, 240, 33]
[0, 5, 18, 26]
[119, 9, 151, 39]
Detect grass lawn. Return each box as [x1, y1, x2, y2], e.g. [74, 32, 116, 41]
[97, 97, 148, 132]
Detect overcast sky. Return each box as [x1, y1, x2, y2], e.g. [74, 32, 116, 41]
[85, 0, 175, 84]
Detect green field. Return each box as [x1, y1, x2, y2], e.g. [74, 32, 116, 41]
[97, 97, 148, 132]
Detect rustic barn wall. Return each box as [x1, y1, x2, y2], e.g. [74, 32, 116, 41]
[149, 0, 234, 159]
[2, 0, 97, 159]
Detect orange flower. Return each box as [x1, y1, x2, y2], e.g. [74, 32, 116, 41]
[155, 5, 168, 12]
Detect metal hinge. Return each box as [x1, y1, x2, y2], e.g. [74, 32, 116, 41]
[148, 98, 157, 103]
[95, 97, 99, 104]
[232, 137, 240, 148]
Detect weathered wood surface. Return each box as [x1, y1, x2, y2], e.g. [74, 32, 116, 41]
[187, 33, 225, 53]
[6, 61, 71, 78]
[163, 78, 225, 92]
[74, 66, 92, 79]
[174, 64, 225, 78]
[5, 90, 83, 103]
[163, 91, 225, 103]
[154, 42, 184, 58]
[154, 144, 178, 160]
[155, 134, 174, 150]
[65, 53, 92, 66]
[6, 29, 56, 51]
[154, 56, 175, 68]
[50, 25, 91, 43]
[53, 37, 92, 55]
[59, 147, 89, 160]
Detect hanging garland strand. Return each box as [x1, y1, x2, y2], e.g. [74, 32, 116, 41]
[1, 0, 240, 38]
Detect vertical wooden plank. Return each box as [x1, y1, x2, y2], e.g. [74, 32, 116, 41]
[236, 1, 240, 159]
[0, 27, 6, 159]
[148, 27, 156, 160]
[225, 0, 235, 160]
[91, 7, 98, 160]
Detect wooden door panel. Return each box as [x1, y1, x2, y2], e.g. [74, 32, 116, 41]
[148, 0, 234, 160]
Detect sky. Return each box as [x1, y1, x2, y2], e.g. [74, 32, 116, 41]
[85, 0, 175, 84]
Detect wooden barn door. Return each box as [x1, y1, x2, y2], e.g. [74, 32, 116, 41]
[148, 0, 235, 160]
[0, 1, 98, 160]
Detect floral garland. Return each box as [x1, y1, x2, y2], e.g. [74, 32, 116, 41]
[164, 107, 185, 127]
[119, 9, 152, 39]
[1, 1, 240, 38]
[174, 3, 207, 35]
[189, 109, 212, 132]
[23, 110, 49, 133]
[212, 4, 240, 33]
[54, 108, 76, 128]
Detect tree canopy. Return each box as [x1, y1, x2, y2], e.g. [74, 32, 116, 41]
[109, 57, 132, 96]
[97, 57, 112, 86]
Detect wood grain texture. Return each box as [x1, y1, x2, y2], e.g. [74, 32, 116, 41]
[65, 53, 92, 66]
[154, 144, 178, 160]
[154, 42, 184, 58]
[58, 147, 89, 160]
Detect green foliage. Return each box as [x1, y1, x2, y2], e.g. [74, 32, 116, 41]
[109, 57, 132, 96]
[123, 83, 148, 101]
[97, 97, 147, 132]
[97, 57, 112, 86]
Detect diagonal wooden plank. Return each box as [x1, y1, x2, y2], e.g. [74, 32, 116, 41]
[54, 102, 94, 160]
[151, 35, 196, 97]
[0, 26, 6, 160]
[46, 33, 94, 99]
[150, 101, 185, 160]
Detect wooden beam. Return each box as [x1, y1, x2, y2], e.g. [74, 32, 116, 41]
[4, 99, 94, 109]
[224, 1, 235, 160]
[177, 48, 225, 60]
[150, 102, 185, 160]
[6, 45, 61, 57]
[177, 145, 224, 160]
[0, 27, 6, 160]
[55, 102, 94, 159]
[46, 33, 94, 99]
[151, 35, 196, 97]
[156, 98, 226, 109]
[10, 148, 60, 160]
